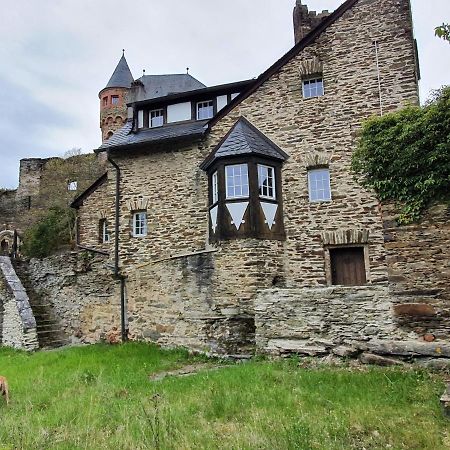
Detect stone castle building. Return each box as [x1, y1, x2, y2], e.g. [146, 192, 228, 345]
[2, 0, 449, 362]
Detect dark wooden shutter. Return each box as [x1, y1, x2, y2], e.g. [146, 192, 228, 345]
[330, 247, 366, 286]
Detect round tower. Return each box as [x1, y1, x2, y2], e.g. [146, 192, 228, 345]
[99, 51, 134, 142]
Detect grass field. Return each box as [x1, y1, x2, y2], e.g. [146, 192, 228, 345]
[0, 343, 448, 449]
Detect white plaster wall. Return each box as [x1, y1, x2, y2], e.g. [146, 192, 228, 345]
[167, 102, 192, 123]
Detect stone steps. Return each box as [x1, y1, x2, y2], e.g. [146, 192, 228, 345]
[12, 260, 69, 350]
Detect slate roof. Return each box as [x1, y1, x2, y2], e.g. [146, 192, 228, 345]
[200, 117, 289, 170]
[133, 74, 206, 102]
[102, 54, 134, 91]
[96, 120, 208, 153]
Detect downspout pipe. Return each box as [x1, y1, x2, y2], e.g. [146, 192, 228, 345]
[107, 152, 128, 342]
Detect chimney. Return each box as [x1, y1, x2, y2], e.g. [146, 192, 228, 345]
[293, 1, 330, 44]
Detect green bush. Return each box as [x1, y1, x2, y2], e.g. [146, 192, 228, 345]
[21, 207, 75, 258]
[351, 86, 450, 223]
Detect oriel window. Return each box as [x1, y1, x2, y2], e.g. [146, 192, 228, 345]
[225, 164, 249, 199]
[258, 164, 276, 199]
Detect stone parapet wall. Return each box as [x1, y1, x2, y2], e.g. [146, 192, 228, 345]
[0, 256, 38, 351]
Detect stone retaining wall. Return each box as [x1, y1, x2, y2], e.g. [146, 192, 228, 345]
[0, 256, 38, 350]
[255, 286, 450, 367]
[23, 253, 119, 344]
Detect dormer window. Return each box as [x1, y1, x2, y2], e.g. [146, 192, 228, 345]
[302, 77, 324, 98]
[197, 100, 214, 120]
[150, 109, 164, 128]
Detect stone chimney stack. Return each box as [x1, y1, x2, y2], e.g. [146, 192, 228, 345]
[293, 1, 330, 44]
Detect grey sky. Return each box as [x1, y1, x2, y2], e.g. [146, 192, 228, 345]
[0, 0, 449, 189]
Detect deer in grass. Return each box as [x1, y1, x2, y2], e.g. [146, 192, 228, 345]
[0, 376, 9, 405]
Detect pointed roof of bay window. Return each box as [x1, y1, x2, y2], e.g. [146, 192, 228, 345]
[200, 117, 288, 170]
[101, 53, 134, 92]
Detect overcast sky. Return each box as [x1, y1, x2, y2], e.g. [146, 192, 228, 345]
[0, 0, 449, 189]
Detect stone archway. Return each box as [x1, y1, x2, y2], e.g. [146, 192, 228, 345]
[0, 230, 15, 256]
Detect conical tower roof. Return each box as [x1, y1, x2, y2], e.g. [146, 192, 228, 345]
[102, 53, 134, 92]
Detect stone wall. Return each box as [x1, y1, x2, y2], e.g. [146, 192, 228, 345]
[255, 286, 450, 367]
[383, 202, 450, 341]
[0, 256, 38, 351]
[23, 253, 119, 344]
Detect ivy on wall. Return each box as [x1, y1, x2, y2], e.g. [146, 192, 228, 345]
[351, 86, 450, 224]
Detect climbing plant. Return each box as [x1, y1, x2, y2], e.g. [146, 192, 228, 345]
[351, 86, 450, 224]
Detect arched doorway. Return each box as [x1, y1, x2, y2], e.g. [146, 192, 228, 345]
[1, 239, 9, 255]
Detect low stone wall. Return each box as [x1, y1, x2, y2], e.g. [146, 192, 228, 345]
[23, 253, 119, 344]
[255, 286, 450, 367]
[0, 256, 38, 350]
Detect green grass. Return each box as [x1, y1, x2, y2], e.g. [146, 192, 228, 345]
[0, 343, 448, 449]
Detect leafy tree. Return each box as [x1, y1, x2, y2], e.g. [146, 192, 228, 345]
[435, 24, 450, 43]
[21, 207, 76, 258]
[351, 86, 450, 224]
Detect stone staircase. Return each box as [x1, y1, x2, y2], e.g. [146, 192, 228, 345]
[13, 260, 69, 349]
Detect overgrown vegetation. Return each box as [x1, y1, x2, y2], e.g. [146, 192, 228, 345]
[0, 343, 448, 449]
[435, 24, 450, 43]
[21, 207, 76, 258]
[352, 86, 450, 223]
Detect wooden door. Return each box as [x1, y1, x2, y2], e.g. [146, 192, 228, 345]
[330, 247, 366, 286]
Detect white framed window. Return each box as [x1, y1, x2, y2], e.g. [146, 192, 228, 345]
[302, 77, 324, 99]
[212, 171, 218, 204]
[225, 164, 249, 199]
[150, 109, 164, 128]
[258, 164, 276, 199]
[308, 168, 331, 202]
[68, 181, 78, 191]
[100, 219, 110, 243]
[132, 211, 147, 237]
[197, 100, 214, 120]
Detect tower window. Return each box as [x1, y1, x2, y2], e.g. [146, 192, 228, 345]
[103, 97, 108, 107]
[302, 77, 324, 99]
[225, 164, 249, 199]
[111, 95, 119, 105]
[308, 168, 331, 202]
[150, 109, 164, 128]
[197, 100, 214, 120]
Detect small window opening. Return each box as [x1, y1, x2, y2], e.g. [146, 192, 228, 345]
[68, 181, 78, 191]
[132, 211, 148, 237]
[111, 95, 119, 105]
[102, 97, 108, 107]
[99, 219, 110, 243]
[302, 77, 324, 99]
[308, 168, 331, 202]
